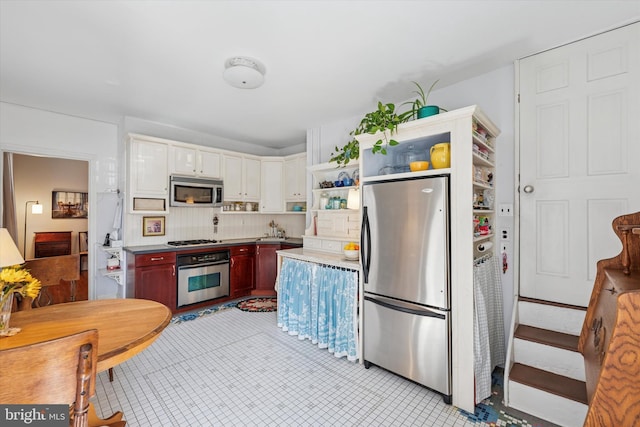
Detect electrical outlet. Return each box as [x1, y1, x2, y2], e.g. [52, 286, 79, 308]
[498, 204, 513, 216]
[501, 227, 511, 241]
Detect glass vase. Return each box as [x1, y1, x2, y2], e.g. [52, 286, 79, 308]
[0, 292, 14, 332]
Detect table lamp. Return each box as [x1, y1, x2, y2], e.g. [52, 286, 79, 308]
[0, 228, 25, 267]
[347, 188, 360, 210]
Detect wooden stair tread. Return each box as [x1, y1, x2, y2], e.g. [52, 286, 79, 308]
[515, 324, 579, 352]
[510, 363, 587, 404]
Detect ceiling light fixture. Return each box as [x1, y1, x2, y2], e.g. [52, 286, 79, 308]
[223, 56, 266, 89]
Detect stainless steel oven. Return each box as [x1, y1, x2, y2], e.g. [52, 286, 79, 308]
[176, 250, 230, 307]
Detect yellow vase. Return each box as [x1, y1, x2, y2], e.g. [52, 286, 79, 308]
[430, 143, 451, 169]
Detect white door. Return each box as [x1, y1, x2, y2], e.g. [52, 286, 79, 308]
[518, 23, 640, 306]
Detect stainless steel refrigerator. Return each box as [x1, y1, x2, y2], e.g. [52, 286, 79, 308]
[361, 175, 451, 403]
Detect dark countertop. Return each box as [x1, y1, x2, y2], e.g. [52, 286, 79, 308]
[124, 237, 303, 255]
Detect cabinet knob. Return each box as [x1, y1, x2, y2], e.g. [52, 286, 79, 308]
[523, 185, 535, 194]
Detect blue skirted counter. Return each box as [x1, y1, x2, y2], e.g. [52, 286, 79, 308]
[276, 248, 360, 361]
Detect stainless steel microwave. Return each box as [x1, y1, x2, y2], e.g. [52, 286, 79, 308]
[170, 176, 223, 207]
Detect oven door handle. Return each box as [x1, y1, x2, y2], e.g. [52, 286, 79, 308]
[177, 261, 230, 270]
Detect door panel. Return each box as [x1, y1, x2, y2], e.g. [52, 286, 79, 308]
[362, 177, 449, 309]
[519, 23, 640, 306]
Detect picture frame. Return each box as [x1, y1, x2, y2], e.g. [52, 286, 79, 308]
[142, 216, 165, 236]
[52, 191, 88, 219]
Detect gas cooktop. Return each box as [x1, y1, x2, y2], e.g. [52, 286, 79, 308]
[166, 239, 218, 247]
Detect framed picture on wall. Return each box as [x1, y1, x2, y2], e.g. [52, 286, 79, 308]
[142, 216, 165, 236]
[51, 191, 88, 219]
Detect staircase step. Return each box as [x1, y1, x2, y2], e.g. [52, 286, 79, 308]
[513, 329, 585, 381]
[515, 325, 579, 352]
[510, 363, 587, 404]
[518, 297, 586, 336]
[508, 377, 588, 427]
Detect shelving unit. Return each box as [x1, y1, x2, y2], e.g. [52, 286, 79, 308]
[98, 245, 124, 285]
[356, 105, 500, 413]
[305, 161, 360, 254]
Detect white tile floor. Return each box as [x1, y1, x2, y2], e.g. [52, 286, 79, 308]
[91, 308, 511, 426]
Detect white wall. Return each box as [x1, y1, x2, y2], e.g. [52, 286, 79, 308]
[307, 64, 516, 347]
[124, 116, 306, 157]
[0, 102, 120, 299]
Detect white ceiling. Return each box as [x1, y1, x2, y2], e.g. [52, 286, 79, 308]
[1, 1, 638, 150]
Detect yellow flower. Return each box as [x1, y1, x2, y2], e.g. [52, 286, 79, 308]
[1, 264, 42, 307]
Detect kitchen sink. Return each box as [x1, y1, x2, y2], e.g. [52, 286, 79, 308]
[257, 237, 287, 241]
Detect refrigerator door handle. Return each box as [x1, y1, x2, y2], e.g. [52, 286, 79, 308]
[361, 206, 371, 283]
[364, 295, 446, 320]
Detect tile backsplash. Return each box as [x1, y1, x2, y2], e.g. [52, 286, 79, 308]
[125, 206, 306, 246]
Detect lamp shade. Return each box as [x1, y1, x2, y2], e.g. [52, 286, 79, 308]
[31, 203, 43, 214]
[0, 228, 25, 267]
[347, 188, 360, 210]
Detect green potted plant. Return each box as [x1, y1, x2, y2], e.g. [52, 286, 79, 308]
[330, 101, 412, 166]
[403, 80, 442, 119]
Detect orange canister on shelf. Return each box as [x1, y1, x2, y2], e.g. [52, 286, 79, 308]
[430, 142, 451, 169]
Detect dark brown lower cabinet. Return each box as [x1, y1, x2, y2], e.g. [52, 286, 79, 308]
[132, 252, 177, 311]
[230, 245, 255, 298]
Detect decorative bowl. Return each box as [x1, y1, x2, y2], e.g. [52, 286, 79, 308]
[343, 249, 359, 260]
[334, 180, 344, 187]
[409, 161, 429, 172]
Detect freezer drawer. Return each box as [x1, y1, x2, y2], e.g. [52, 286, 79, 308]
[363, 295, 451, 397]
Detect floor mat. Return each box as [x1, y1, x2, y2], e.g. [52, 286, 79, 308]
[236, 296, 277, 312]
[170, 300, 237, 324]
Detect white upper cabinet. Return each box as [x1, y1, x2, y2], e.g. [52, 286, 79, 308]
[284, 153, 307, 201]
[260, 159, 284, 212]
[223, 154, 261, 202]
[128, 134, 170, 213]
[171, 145, 221, 178]
[198, 149, 222, 178]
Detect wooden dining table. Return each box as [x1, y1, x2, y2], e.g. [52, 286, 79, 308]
[0, 298, 172, 425]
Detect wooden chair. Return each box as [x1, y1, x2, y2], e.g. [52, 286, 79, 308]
[0, 329, 125, 427]
[23, 254, 82, 307]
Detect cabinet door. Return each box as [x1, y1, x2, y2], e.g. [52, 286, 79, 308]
[130, 139, 169, 196]
[198, 149, 221, 178]
[243, 157, 261, 201]
[230, 245, 255, 297]
[261, 160, 284, 212]
[255, 244, 279, 292]
[223, 154, 243, 200]
[296, 155, 307, 199]
[171, 146, 197, 176]
[135, 263, 176, 310]
[231, 254, 255, 297]
[284, 155, 306, 200]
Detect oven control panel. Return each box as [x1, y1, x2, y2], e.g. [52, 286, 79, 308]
[177, 250, 230, 266]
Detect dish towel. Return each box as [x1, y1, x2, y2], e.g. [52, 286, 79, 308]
[473, 254, 506, 403]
